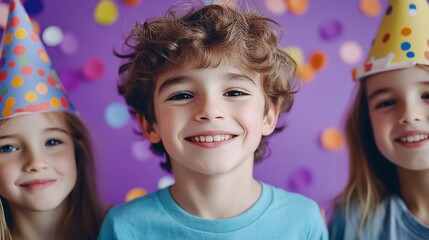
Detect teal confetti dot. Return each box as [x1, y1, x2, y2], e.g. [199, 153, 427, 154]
[105, 102, 130, 129]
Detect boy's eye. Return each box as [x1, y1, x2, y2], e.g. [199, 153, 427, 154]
[375, 99, 396, 109]
[224, 90, 248, 97]
[46, 139, 61, 146]
[422, 92, 429, 99]
[167, 92, 193, 101]
[0, 145, 18, 153]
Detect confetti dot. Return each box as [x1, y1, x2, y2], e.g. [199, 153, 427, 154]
[50, 97, 61, 109]
[401, 28, 411, 36]
[25, 91, 37, 102]
[4, 33, 12, 46]
[339, 41, 363, 65]
[132, 141, 152, 161]
[82, 58, 105, 81]
[31, 20, 40, 35]
[0, 58, 5, 68]
[125, 187, 147, 202]
[94, 0, 119, 26]
[105, 102, 130, 129]
[24, 0, 44, 16]
[265, 0, 288, 15]
[296, 64, 315, 83]
[36, 83, 48, 95]
[286, 0, 308, 15]
[14, 28, 27, 39]
[284, 46, 304, 65]
[122, 0, 141, 5]
[321, 127, 344, 151]
[11, 76, 24, 88]
[359, 0, 381, 17]
[59, 32, 79, 56]
[158, 176, 175, 189]
[14, 45, 26, 55]
[0, 71, 7, 81]
[42, 26, 64, 47]
[401, 42, 411, 51]
[309, 51, 327, 71]
[10, 16, 21, 27]
[38, 49, 49, 63]
[287, 167, 313, 191]
[319, 20, 343, 41]
[21, 66, 33, 76]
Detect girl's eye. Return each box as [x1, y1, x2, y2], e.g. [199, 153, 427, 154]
[46, 139, 61, 147]
[0, 145, 18, 153]
[376, 99, 396, 109]
[224, 90, 248, 97]
[167, 92, 193, 101]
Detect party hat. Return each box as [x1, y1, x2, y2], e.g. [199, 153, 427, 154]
[353, 0, 429, 80]
[0, 0, 75, 119]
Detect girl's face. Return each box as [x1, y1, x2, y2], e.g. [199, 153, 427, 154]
[0, 113, 77, 212]
[366, 66, 429, 170]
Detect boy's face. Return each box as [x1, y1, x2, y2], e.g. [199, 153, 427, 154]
[0, 113, 77, 212]
[140, 61, 278, 177]
[366, 66, 429, 171]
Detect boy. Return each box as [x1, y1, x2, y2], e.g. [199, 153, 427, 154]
[99, 3, 328, 239]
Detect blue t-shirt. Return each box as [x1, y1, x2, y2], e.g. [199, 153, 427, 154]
[329, 196, 429, 240]
[98, 182, 328, 239]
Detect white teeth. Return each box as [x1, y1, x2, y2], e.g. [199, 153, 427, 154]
[191, 135, 232, 142]
[400, 134, 428, 143]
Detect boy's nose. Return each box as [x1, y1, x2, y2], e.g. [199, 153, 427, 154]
[398, 103, 424, 124]
[194, 96, 224, 121]
[23, 151, 49, 172]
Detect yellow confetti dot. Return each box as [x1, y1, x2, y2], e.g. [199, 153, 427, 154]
[50, 97, 61, 109]
[321, 127, 344, 151]
[36, 83, 48, 95]
[11, 76, 24, 88]
[4, 33, 13, 46]
[25, 91, 37, 102]
[31, 20, 40, 35]
[94, 0, 119, 26]
[2, 108, 12, 117]
[284, 46, 304, 65]
[125, 187, 147, 202]
[5, 97, 15, 108]
[14, 27, 27, 39]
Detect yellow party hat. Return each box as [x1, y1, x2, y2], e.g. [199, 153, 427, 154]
[353, 0, 429, 80]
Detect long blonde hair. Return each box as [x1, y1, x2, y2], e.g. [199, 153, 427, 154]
[0, 112, 103, 240]
[335, 64, 429, 232]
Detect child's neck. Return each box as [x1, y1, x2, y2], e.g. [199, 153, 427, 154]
[170, 162, 261, 220]
[10, 201, 66, 240]
[398, 168, 429, 226]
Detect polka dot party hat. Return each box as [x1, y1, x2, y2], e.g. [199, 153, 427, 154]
[353, 0, 429, 80]
[0, 0, 75, 119]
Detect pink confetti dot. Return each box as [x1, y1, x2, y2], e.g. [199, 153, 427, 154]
[81, 58, 105, 81]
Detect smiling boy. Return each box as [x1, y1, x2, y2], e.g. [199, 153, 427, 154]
[98, 3, 328, 239]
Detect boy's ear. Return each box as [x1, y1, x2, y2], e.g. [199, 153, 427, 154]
[136, 113, 162, 143]
[262, 102, 280, 136]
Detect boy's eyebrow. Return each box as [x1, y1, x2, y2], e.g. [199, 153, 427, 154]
[157, 76, 189, 94]
[226, 72, 256, 85]
[0, 128, 70, 139]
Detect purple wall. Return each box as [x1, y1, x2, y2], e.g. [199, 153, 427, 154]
[0, 0, 388, 216]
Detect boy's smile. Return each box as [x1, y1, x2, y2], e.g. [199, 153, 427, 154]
[140, 60, 278, 176]
[366, 66, 429, 170]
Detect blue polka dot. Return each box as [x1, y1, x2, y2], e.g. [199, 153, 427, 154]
[105, 102, 130, 129]
[406, 52, 415, 58]
[401, 42, 411, 51]
[409, 4, 416, 10]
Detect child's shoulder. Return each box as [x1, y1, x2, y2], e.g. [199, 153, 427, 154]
[264, 182, 319, 208]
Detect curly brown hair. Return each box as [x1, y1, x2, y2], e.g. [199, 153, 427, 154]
[116, 3, 297, 172]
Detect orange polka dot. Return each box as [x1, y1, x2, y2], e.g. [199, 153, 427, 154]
[13, 45, 26, 55]
[9, 1, 16, 12]
[401, 28, 411, 36]
[5, 97, 15, 107]
[21, 66, 33, 76]
[0, 71, 7, 81]
[4, 33, 13, 46]
[47, 76, 56, 86]
[309, 51, 327, 71]
[8, 61, 16, 68]
[11, 76, 24, 88]
[38, 49, 49, 63]
[38, 69, 45, 76]
[10, 16, 20, 27]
